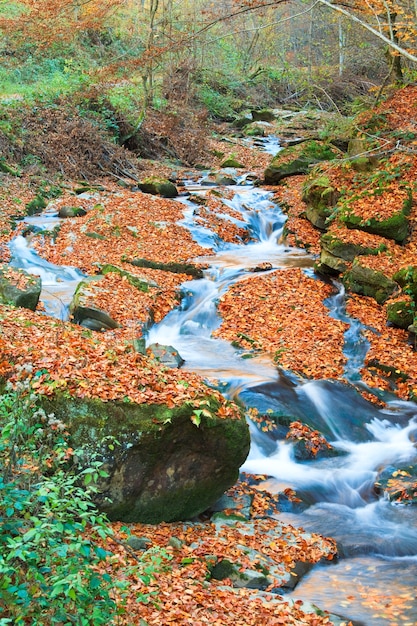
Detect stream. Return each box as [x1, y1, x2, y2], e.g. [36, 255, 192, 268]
[9, 157, 417, 625]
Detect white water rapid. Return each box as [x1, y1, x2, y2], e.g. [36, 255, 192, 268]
[8, 207, 85, 319]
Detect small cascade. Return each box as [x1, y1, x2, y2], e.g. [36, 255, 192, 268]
[8, 211, 85, 319]
[324, 281, 371, 383]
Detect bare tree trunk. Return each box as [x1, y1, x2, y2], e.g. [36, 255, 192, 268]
[338, 16, 345, 77]
[142, 0, 159, 106]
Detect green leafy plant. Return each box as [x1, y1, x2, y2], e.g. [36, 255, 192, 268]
[0, 378, 168, 624]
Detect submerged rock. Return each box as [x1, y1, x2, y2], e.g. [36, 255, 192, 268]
[147, 343, 185, 368]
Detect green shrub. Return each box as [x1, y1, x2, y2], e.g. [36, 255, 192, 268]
[0, 377, 168, 624]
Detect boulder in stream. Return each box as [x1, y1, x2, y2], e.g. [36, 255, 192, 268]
[41, 393, 250, 523]
[147, 342, 185, 368]
[138, 176, 178, 198]
[58, 206, 87, 218]
[0, 265, 41, 311]
[263, 141, 339, 184]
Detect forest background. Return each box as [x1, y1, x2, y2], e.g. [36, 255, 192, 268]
[1, 0, 417, 153]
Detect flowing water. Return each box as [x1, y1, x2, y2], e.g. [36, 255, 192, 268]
[9, 154, 417, 624]
[147, 180, 417, 625]
[8, 207, 85, 319]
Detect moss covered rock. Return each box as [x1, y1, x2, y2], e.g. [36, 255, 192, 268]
[41, 393, 250, 523]
[0, 265, 41, 310]
[321, 232, 386, 261]
[251, 109, 276, 122]
[318, 232, 387, 274]
[100, 264, 156, 291]
[318, 248, 349, 274]
[386, 299, 414, 329]
[221, 157, 245, 169]
[347, 138, 379, 172]
[343, 259, 397, 303]
[138, 177, 178, 198]
[129, 257, 204, 278]
[302, 176, 340, 229]
[340, 188, 412, 243]
[393, 266, 417, 300]
[264, 141, 339, 184]
[69, 278, 119, 331]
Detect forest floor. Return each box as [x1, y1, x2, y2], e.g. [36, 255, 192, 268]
[1, 85, 417, 624]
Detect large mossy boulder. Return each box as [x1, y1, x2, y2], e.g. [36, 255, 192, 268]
[340, 187, 412, 243]
[318, 232, 387, 274]
[0, 265, 41, 310]
[264, 141, 339, 184]
[42, 393, 250, 523]
[138, 177, 178, 198]
[386, 299, 414, 329]
[343, 258, 397, 303]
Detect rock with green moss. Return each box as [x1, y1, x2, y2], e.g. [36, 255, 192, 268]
[69, 278, 119, 331]
[264, 141, 339, 184]
[318, 232, 387, 274]
[0, 265, 41, 310]
[138, 177, 178, 198]
[0, 158, 20, 177]
[340, 188, 412, 243]
[302, 176, 340, 229]
[129, 257, 204, 278]
[58, 206, 87, 218]
[317, 248, 349, 274]
[244, 124, 266, 137]
[221, 157, 245, 169]
[100, 264, 156, 291]
[386, 300, 414, 329]
[26, 194, 47, 216]
[347, 138, 379, 172]
[251, 109, 276, 122]
[343, 259, 397, 303]
[321, 232, 386, 261]
[41, 393, 250, 523]
[233, 116, 252, 130]
[393, 266, 417, 300]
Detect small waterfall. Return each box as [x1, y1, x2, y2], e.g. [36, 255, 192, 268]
[8, 216, 85, 320]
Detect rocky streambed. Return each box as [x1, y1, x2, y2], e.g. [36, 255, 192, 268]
[2, 88, 417, 624]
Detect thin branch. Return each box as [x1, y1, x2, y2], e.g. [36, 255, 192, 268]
[316, 0, 417, 62]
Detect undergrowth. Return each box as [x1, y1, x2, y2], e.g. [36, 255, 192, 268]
[0, 374, 168, 625]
